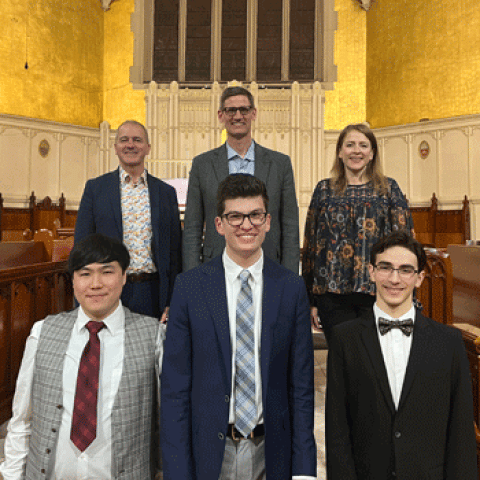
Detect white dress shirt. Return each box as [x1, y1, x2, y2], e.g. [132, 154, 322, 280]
[0, 302, 165, 480]
[223, 251, 316, 480]
[374, 303, 415, 409]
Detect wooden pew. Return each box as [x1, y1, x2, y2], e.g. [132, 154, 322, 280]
[0, 242, 74, 424]
[410, 193, 470, 248]
[416, 248, 453, 325]
[445, 244, 480, 478]
[0, 192, 78, 241]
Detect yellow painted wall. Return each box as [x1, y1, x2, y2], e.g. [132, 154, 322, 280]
[367, 0, 480, 128]
[324, 0, 367, 130]
[103, 0, 145, 129]
[0, 0, 103, 127]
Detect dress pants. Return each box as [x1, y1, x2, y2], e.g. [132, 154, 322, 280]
[121, 278, 160, 318]
[315, 292, 375, 345]
[219, 436, 266, 480]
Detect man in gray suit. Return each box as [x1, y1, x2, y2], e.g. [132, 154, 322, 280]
[183, 86, 300, 273]
[0, 234, 164, 480]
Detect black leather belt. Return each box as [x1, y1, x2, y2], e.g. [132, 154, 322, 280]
[126, 272, 159, 284]
[227, 424, 265, 441]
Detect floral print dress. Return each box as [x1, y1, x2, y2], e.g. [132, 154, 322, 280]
[302, 178, 414, 304]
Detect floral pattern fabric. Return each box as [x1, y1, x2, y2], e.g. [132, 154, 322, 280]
[302, 177, 414, 303]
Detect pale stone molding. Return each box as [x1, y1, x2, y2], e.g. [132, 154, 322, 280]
[356, 0, 373, 11]
[101, 0, 115, 11]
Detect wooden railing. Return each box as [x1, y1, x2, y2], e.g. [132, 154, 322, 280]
[0, 261, 73, 424]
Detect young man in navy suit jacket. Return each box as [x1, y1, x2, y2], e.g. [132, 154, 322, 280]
[161, 174, 316, 480]
[326, 232, 477, 479]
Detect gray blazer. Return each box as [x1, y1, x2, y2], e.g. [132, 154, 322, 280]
[183, 142, 300, 273]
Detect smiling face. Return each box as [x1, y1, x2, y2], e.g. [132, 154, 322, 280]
[338, 130, 374, 180]
[215, 195, 270, 268]
[73, 261, 126, 321]
[369, 246, 425, 317]
[114, 122, 151, 173]
[218, 95, 257, 141]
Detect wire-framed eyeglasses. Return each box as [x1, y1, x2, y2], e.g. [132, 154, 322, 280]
[222, 211, 267, 227]
[222, 106, 254, 117]
[373, 263, 419, 279]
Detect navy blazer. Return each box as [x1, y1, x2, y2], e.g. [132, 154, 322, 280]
[74, 169, 182, 313]
[326, 311, 477, 480]
[161, 255, 316, 480]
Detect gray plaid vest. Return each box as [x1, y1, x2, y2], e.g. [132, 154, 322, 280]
[25, 308, 159, 479]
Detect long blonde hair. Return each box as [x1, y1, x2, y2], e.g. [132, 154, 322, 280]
[330, 124, 388, 195]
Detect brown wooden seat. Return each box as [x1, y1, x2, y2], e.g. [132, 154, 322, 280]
[416, 248, 453, 325]
[410, 193, 470, 249]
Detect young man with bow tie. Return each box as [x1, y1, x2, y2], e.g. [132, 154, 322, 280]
[326, 231, 477, 480]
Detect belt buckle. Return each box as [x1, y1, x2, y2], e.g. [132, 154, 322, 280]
[231, 426, 253, 442]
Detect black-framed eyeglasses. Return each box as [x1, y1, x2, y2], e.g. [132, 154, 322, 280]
[222, 106, 253, 117]
[222, 211, 267, 226]
[373, 263, 419, 279]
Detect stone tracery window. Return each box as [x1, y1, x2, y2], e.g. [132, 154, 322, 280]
[131, 0, 336, 85]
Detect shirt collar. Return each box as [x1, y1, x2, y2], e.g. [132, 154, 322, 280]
[76, 300, 125, 336]
[374, 303, 416, 325]
[226, 140, 255, 162]
[119, 165, 148, 186]
[223, 249, 263, 286]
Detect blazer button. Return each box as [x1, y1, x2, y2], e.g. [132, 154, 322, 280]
[225, 395, 230, 403]
[46, 448, 51, 454]
[41, 469, 46, 474]
[394, 431, 401, 439]
[218, 432, 225, 440]
[51, 428, 57, 433]
[56, 405, 63, 409]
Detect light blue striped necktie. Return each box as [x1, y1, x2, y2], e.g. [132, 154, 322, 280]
[235, 269, 257, 437]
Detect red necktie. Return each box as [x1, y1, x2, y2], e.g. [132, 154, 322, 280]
[70, 320, 105, 452]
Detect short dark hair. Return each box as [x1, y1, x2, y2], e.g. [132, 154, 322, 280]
[219, 86, 255, 110]
[370, 231, 427, 273]
[69, 234, 130, 274]
[216, 174, 268, 217]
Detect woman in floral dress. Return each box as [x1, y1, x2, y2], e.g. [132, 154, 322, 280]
[302, 124, 414, 343]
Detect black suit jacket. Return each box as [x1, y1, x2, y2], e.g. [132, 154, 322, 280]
[182, 142, 299, 273]
[326, 310, 477, 480]
[74, 169, 182, 313]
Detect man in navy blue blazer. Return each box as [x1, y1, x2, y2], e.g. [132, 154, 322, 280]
[161, 174, 316, 480]
[75, 120, 181, 321]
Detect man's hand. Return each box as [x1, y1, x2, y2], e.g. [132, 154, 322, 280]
[160, 307, 169, 324]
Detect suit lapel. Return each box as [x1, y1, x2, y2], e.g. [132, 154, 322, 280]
[202, 257, 232, 381]
[260, 258, 281, 397]
[254, 143, 271, 183]
[398, 312, 431, 410]
[212, 144, 230, 182]
[109, 169, 123, 235]
[360, 313, 396, 413]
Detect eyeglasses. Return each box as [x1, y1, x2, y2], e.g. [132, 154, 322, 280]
[373, 264, 419, 279]
[222, 106, 253, 117]
[222, 211, 267, 227]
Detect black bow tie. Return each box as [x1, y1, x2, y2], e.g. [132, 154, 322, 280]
[378, 317, 414, 336]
